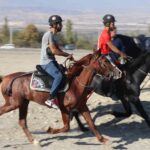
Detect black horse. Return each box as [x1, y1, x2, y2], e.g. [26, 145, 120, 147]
[72, 51, 150, 131]
[116, 34, 144, 58]
[71, 33, 150, 130]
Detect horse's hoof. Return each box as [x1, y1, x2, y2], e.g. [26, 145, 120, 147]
[100, 137, 109, 144]
[47, 127, 53, 133]
[47, 127, 57, 134]
[111, 111, 130, 118]
[111, 111, 122, 117]
[33, 139, 41, 146]
[80, 127, 89, 132]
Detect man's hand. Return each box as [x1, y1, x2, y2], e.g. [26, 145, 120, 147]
[120, 52, 127, 59]
[68, 54, 74, 61]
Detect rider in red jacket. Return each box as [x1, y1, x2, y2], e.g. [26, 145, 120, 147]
[97, 14, 127, 99]
[97, 14, 127, 63]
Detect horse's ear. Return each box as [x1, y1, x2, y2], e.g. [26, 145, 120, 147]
[93, 51, 101, 60]
[93, 50, 101, 57]
[92, 44, 97, 52]
[93, 48, 97, 52]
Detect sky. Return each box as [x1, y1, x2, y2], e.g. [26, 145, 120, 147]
[0, 0, 150, 13]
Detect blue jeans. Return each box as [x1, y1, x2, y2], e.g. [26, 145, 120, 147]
[41, 61, 63, 97]
[108, 52, 119, 63]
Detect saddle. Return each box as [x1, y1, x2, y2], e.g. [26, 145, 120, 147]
[30, 65, 69, 93]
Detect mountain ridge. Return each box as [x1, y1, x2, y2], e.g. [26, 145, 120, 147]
[0, 7, 150, 34]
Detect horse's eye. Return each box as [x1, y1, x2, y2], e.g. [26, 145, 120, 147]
[105, 59, 109, 63]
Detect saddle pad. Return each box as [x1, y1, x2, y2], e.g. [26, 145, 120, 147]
[30, 71, 53, 92]
[30, 71, 69, 93]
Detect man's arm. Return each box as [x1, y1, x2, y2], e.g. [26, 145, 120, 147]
[48, 43, 70, 57]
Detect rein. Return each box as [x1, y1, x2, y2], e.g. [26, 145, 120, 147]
[75, 77, 92, 88]
[75, 65, 96, 88]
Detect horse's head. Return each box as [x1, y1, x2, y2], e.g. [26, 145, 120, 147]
[66, 54, 93, 79]
[90, 54, 115, 78]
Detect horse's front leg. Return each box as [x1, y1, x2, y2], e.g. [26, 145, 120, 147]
[112, 96, 132, 117]
[47, 110, 70, 134]
[79, 105, 108, 144]
[130, 96, 150, 127]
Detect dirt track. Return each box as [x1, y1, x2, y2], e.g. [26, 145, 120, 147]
[0, 49, 150, 150]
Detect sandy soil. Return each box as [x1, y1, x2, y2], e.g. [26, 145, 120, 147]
[0, 49, 150, 150]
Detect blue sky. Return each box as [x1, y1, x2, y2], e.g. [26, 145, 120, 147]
[0, 0, 150, 13]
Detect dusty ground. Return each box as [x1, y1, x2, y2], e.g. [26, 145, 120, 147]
[0, 49, 150, 150]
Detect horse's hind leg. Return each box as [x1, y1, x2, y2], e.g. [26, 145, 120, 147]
[47, 111, 70, 134]
[130, 96, 150, 127]
[18, 100, 38, 144]
[71, 109, 89, 132]
[79, 105, 108, 144]
[0, 96, 19, 116]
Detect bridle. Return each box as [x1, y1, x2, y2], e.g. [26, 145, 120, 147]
[75, 56, 113, 88]
[75, 64, 97, 88]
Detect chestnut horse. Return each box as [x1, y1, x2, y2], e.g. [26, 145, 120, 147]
[0, 52, 115, 145]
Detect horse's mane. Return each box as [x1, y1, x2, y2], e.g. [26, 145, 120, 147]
[66, 53, 93, 79]
[128, 51, 148, 73]
[117, 34, 143, 58]
[67, 51, 100, 79]
[74, 53, 93, 66]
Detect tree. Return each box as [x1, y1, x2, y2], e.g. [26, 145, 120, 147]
[65, 19, 75, 44]
[23, 24, 40, 47]
[15, 24, 41, 48]
[0, 17, 10, 43]
[76, 37, 94, 49]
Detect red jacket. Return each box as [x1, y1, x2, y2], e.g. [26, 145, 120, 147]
[97, 28, 111, 54]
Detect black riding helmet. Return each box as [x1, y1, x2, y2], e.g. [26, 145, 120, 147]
[103, 14, 116, 26]
[48, 15, 63, 26]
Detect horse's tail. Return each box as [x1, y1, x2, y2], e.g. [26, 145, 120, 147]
[0, 75, 3, 83]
